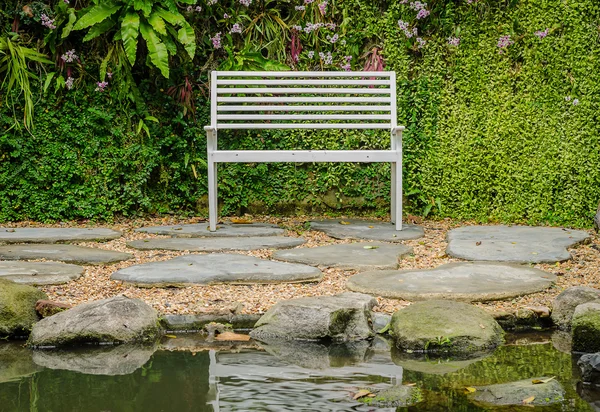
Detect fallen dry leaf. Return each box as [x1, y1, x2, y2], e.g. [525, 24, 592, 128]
[353, 389, 371, 400]
[522, 396, 535, 404]
[465, 387, 477, 393]
[339, 221, 351, 225]
[214, 332, 251, 341]
[532, 377, 554, 385]
[231, 218, 253, 224]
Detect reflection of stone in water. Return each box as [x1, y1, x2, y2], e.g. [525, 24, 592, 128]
[552, 329, 573, 353]
[470, 378, 565, 406]
[577, 382, 600, 412]
[391, 345, 491, 375]
[0, 343, 42, 383]
[32, 344, 156, 376]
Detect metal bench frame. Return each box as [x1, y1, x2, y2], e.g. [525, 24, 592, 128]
[204, 70, 404, 231]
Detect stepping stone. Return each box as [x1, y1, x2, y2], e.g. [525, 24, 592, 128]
[135, 223, 283, 237]
[111, 254, 323, 286]
[309, 219, 423, 242]
[0, 261, 84, 285]
[127, 236, 304, 252]
[346, 262, 556, 302]
[446, 225, 589, 263]
[0, 244, 132, 265]
[272, 242, 412, 271]
[0, 227, 121, 244]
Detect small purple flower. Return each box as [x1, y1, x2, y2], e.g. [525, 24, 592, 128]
[416, 8, 430, 19]
[447, 36, 460, 46]
[187, 6, 193, 11]
[318, 51, 332, 65]
[207, 0, 217, 4]
[295, 5, 305, 10]
[95, 81, 108, 92]
[307, 51, 314, 58]
[318, 1, 328, 16]
[497, 35, 514, 49]
[107, 72, 113, 79]
[195, 6, 202, 12]
[534, 28, 549, 39]
[341, 63, 351, 71]
[326, 33, 339, 43]
[61, 49, 78, 63]
[40, 14, 56, 29]
[565, 96, 571, 102]
[344, 55, 352, 62]
[292, 25, 302, 31]
[416, 37, 426, 48]
[229, 23, 242, 34]
[211, 32, 222, 49]
[326, 23, 336, 30]
[239, 0, 252, 6]
[409, 1, 427, 11]
[304, 0, 314, 3]
[572, 99, 579, 105]
[65, 76, 74, 90]
[398, 20, 409, 31]
[223, 13, 230, 18]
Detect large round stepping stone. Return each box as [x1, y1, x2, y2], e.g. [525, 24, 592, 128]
[0, 261, 84, 285]
[111, 254, 323, 286]
[309, 219, 423, 242]
[346, 262, 556, 302]
[0, 227, 121, 244]
[0, 244, 132, 265]
[127, 236, 304, 252]
[272, 242, 412, 271]
[135, 223, 283, 237]
[390, 300, 504, 353]
[446, 225, 589, 263]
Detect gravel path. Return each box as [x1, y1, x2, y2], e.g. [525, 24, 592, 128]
[4, 216, 599, 316]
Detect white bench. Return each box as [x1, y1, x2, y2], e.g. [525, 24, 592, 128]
[204, 70, 404, 232]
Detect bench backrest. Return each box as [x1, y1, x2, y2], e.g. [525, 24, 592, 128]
[210, 71, 397, 131]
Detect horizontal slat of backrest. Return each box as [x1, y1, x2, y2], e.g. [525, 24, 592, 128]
[213, 71, 395, 130]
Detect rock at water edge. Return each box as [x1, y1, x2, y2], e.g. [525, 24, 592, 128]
[27, 296, 161, 347]
[552, 286, 600, 330]
[0, 279, 47, 337]
[250, 292, 377, 342]
[572, 302, 600, 353]
[390, 300, 504, 354]
[470, 378, 565, 406]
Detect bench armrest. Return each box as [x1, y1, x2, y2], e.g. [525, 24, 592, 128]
[204, 126, 217, 132]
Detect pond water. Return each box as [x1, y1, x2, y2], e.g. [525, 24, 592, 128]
[0, 331, 599, 412]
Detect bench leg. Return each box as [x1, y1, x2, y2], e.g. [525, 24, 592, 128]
[391, 131, 403, 231]
[207, 131, 218, 232]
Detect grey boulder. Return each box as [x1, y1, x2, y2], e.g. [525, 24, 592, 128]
[27, 296, 161, 347]
[551, 286, 600, 330]
[470, 378, 565, 406]
[0, 279, 47, 337]
[578, 353, 600, 384]
[250, 292, 377, 342]
[390, 300, 504, 353]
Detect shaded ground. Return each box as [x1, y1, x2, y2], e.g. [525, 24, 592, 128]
[2, 216, 599, 316]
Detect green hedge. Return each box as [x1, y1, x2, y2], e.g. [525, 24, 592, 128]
[1, 0, 599, 227]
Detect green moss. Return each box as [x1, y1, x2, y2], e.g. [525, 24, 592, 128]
[0, 280, 47, 337]
[572, 309, 600, 352]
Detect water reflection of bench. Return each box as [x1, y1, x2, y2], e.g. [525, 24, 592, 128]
[206, 341, 404, 411]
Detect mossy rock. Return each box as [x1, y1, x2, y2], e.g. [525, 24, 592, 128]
[0, 279, 47, 337]
[356, 385, 422, 408]
[390, 300, 504, 354]
[572, 302, 600, 353]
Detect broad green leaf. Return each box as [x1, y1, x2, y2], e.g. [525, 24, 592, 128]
[161, 34, 177, 56]
[43, 71, 56, 92]
[133, 0, 152, 17]
[61, 8, 77, 38]
[55, 74, 66, 90]
[121, 12, 140, 65]
[154, 7, 184, 26]
[177, 22, 195, 59]
[148, 12, 167, 36]
[73, 2, 121, 31]
[82, 17, 116, 41]
[139, 22, 169, 78]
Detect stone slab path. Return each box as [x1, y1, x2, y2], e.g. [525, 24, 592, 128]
[309, 219, 423, 242]
[0, 244, 132, 265]
[111, 254, 323, 286]
[0, 261, 84, 285]
[272, 242, 412, 271]
[135, 223, 284, 237]
[0, 228, 121, 244]
[127, 236, 305, 252]
[346, 262, 556, 302]
[446, 225, 589, 263]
